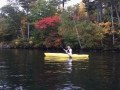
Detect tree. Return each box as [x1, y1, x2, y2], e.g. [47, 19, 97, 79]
[110, 0, 120, 27]
[35, 16, 63, 48]
[29, 0, 58, 43]
[49, 0, 71, 8]
[30, 0, 57, 22]
[59, 2, 104, 49]
[83, 0, 97, 21]
[96, 0, 103, 23]
[0, 5, 25, 40]
[20, 16, 27, 38]
[0, 17, 9, 42]
[12, 0, 37, 39]
[35, 16, 60, 29]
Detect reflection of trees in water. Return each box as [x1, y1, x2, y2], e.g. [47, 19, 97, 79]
[0, 49, 45, 90]
[84, 52, 120, 90]
[44, 57, 89, 90]
[0, 50, 89, 90]
[1, 50, 120, 89]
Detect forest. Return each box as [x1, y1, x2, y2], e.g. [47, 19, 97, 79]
[0, 0, 120, 50]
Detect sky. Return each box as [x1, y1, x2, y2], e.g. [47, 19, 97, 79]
[0, 0, 7, 8]
[0, 0, 82, 8]
[66, 0, 82, 6]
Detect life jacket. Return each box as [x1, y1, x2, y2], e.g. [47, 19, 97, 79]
[67, 49, 70, 53]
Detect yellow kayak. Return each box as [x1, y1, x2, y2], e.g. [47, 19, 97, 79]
[44, 53, 89, 58]
[44, 56, 89, 61]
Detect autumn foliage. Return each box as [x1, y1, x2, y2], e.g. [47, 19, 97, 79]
[35, 16, 60, 29]
[34, 16, 63, 48]
[43, 32, 63, 48]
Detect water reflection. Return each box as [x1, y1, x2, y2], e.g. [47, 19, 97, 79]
[84, 52, 120, 90]
[1, 49, 120, 90]
[44, 56, 89, 90]
[0, 49, 89, 90]
[66, 57, 72, 73]
[0, 49, 45, 90]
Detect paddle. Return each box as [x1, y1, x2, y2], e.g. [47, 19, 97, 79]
[60, 45, 72, 58]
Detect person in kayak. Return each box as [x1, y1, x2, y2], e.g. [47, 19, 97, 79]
[64, 45, 72, 56]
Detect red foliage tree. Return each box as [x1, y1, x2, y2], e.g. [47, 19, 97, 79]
[34, 16, 63, 48]
[35, 16, 60, 29]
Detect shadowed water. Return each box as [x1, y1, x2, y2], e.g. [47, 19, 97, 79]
[0, 49, 120, 90]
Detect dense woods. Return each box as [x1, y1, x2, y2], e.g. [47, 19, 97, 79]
[0, 0, 120, 50]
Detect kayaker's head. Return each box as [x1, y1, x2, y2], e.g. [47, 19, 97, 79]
[67, 45, 71, 49]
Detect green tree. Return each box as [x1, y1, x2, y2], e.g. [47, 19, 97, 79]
[59, 2, 103, 49]
[30, 0, 57, 22]
[49, 0, 71, 8]
[0, 5, 25, 40]
[0, 17, 9, 42]
[9, 0, 37, 39]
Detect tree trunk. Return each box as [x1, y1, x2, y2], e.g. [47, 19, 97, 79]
[26, 7, 30, 40]
[73, 20, 82, 49]
[101, 39, 103, 47]
[62, 0, 65, 8]
[86, 0, 90, 21]
[27, 21, 30, 39]
[16, 29, 20, 39]
[20, 25, 24, 38]
[99, 0, 102, 22]
[97, 0, 102, 23]
[112, 2, 120, 27]
[97, 5, 99, 22]
[111, 4, 115, 45]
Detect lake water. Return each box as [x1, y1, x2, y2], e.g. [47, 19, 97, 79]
[0, 49, 120, 90]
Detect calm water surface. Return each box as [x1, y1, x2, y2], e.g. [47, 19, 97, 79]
[0, 49, 120, 90]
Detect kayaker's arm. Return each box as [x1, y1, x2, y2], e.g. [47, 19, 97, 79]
[60, 46, 72, 57]
[63, 49, 67, 53]
[65, 51, 72, 57]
